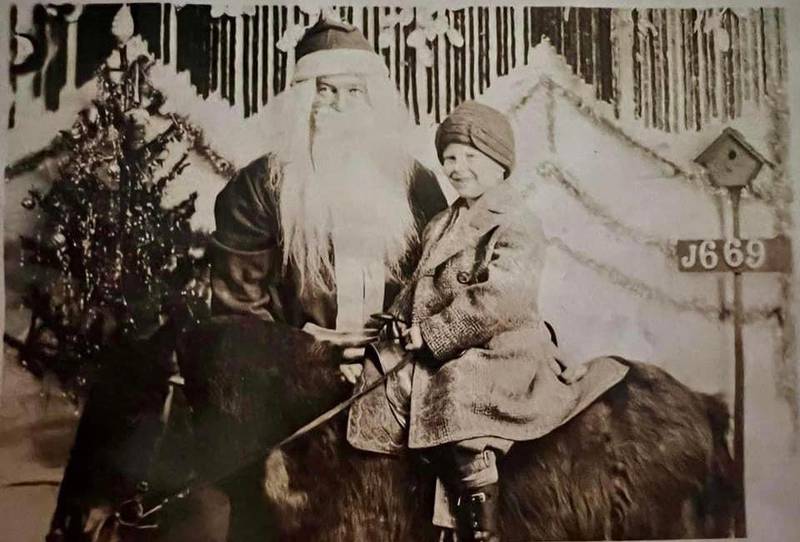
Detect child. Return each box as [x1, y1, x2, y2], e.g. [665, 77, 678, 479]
[348, 101, 627, 542]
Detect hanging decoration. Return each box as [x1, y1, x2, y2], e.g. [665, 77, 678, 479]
[276, 5, 342, 52]
[379, 8, 464, 68]
[547, 235, 779, 325]
[273, 6, 464, 68]
[537, 161, 678, 260]
[209, 4, 258, 19]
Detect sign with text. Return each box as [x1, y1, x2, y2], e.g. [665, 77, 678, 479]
[676, 236, 792, 273]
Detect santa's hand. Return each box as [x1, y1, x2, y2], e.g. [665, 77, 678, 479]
[342, 346, 366, 361]
[401, 325, 424, 351]
[365, 313, 391, 331]
[302, 322, 378, 347]
[339, 362, 364, 384]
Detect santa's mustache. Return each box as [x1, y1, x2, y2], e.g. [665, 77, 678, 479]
[312, 105, 375, 136]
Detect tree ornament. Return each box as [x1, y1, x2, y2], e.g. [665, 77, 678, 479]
[126, 108, 151, 149]
[93, 156, 120, 188]
[51, 232, 67, 247]
[21, 197, 36, 210]
[83, 104, 100, 125]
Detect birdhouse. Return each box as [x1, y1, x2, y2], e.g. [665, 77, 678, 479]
[694, 127, 773, 189]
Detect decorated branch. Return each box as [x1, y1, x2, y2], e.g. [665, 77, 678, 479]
[10, 7, 210, 399]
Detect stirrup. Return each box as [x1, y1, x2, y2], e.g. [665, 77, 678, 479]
[456, 483, 500, 542]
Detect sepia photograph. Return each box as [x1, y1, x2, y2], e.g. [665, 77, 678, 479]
[1, 1, 799, 541]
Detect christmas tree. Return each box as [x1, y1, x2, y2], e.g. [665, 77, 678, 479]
[11, 16, 210, 400]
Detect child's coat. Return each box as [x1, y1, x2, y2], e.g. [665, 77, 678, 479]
[348, 181, 628, 452]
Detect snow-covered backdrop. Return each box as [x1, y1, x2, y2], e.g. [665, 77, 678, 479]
[3, 3, 799, 541]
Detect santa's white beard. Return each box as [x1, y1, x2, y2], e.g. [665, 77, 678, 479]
[278, 109, 417, 293]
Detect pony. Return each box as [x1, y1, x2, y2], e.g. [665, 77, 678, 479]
[49, 315, 737, 541]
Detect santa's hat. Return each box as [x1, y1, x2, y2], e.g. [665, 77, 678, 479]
[292, 17, 388, 83]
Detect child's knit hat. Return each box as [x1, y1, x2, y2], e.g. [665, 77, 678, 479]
[435, 101, 515, 177]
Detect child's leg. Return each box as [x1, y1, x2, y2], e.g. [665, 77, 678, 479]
[445, 437, 513, 542]
[448, 437, 513, 489]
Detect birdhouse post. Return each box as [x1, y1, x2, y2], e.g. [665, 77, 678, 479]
[678, 128, 790, 538]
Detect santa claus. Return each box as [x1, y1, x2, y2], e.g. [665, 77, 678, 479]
[211, 17, 446, 378]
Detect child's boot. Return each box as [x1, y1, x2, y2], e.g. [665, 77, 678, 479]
[457, 482, 500, 542]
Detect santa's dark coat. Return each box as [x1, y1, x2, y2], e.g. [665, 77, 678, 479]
[210, 153, 447, 326]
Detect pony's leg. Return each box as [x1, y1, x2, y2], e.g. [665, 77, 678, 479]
[219, 462, 276, 542]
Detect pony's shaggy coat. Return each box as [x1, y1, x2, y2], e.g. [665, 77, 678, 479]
[180, 317, 736, 541]
[51, 316, 736, 541]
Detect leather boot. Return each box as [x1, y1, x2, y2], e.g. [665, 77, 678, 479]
[456, 483, 500, 542]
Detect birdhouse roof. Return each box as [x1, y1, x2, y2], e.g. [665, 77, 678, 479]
[695, 127, 775, 169]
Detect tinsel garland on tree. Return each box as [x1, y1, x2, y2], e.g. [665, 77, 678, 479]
[11, 40, 210, 400]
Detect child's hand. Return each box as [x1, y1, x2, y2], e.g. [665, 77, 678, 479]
[339, 362, 364, 384]
[401, 325, 425, 351]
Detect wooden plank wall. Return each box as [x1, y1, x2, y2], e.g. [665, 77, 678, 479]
[163, 4, 616, 124]
[628, 7, 788, 132]
[8, 4, 787, 131]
